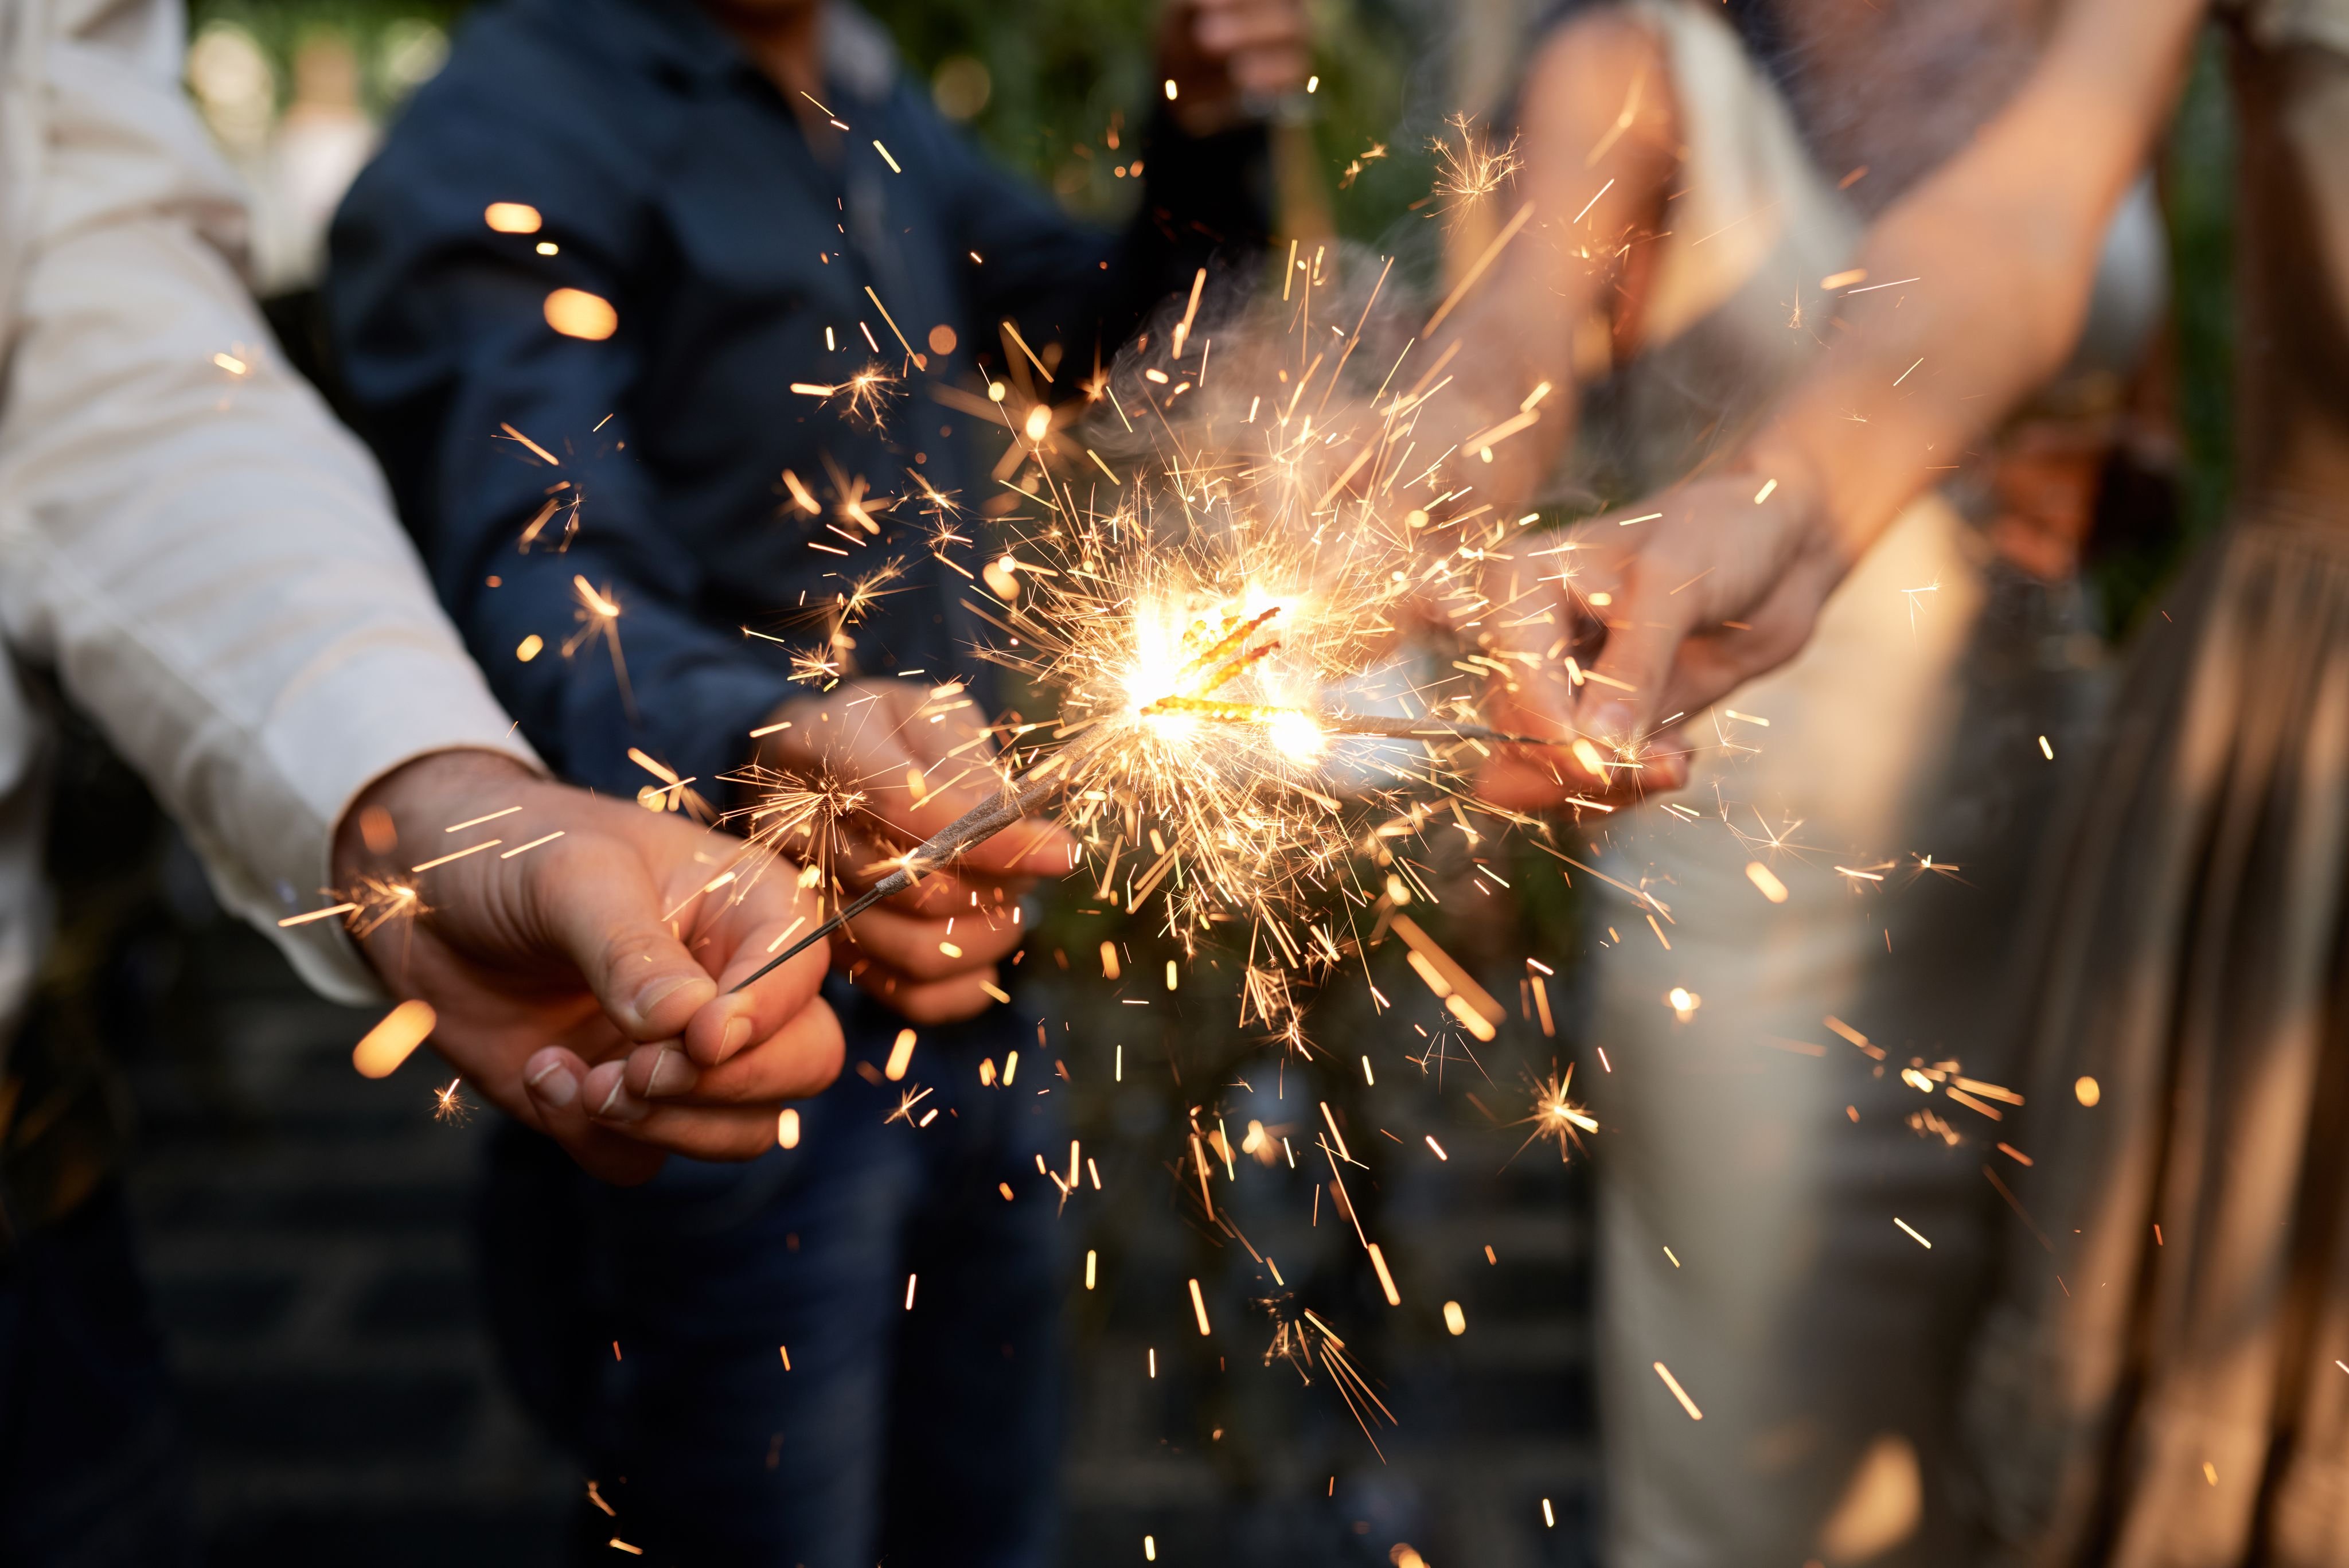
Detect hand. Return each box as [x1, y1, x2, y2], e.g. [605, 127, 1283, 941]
[1156, 0, 1311, 136]
[755, 678, 1076, 1024]
[1476, 464, 1854, 809]
[334, 751, 841, 1185]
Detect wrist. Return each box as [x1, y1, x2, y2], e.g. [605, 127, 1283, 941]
[1735, 431, 1849, 556]
[333, 749, 544, 887]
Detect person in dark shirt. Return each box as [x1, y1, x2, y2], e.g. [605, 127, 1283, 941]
[326, 0, 1304, 1561]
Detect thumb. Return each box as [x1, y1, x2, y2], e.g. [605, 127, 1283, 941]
[1476, 641, 1578, 809]
[528, 833, 718, 1043]
[957, 812, 1078, 878]
[1572, 556, 1696, 792]
[520, 1047, 670, 1186]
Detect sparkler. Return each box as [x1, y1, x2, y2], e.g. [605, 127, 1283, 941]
[721, 703, 1562, 996]
[465, 98, 2054, 1525]
[725, 264, 1624, 1013]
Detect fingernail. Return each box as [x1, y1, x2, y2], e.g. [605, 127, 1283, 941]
[592, 1082, 649, 1125]
[596, 1077, 629, 1118]
[528, 1060, 579, 1110]
[645, 1046, 693, 1098]
[720, 1016, 752, 1055]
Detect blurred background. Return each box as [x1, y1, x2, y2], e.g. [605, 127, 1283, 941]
[43, 2, 2233, 1563]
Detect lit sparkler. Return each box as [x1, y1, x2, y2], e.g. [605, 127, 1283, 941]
[724, 256, 1602, 1037]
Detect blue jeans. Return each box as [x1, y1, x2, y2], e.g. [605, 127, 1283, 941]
[479, 987, 1065, 1567]
[0, 1185, 194, 1568]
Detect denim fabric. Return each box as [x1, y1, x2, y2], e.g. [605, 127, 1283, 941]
[0, 1185, 194, 1568]
[327, 0, 1271, 804]
[479, 986, 1067, 1567]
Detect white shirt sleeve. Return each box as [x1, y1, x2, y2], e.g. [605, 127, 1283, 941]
[0, 0, 541, 1004]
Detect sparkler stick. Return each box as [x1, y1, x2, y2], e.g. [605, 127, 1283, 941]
[725, 701, 1574, 995]
[728, 727, 1113, 992]
[1145, 701, 1571, 750]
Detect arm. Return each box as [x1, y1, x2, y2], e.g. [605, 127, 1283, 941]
[1481, 0, 2208, 803]
[0, 0, 539, 1000]
[1414, 10, 1680, 520]
[328, 127, 788, 803]
[0, 0, 833, 1181]
[941, 0, 1305, 380]
[327, 87, 1058, 1028]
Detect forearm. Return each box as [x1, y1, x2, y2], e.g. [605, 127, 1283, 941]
[1415, 5, 1676, 517]
[1743, 0, 2205, 556]
[0, 218, 534, 1001]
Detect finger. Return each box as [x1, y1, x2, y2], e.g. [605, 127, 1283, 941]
[526, 833, 718, 1043]
[866, 770, 1078, 881]
[1473, 557, 1599, 808]
[1191, 0, 1310, 37]
[848, 963, 1005, 1025]
[1193, 9, 1309, 53]
[628, 1001, 845, 1105]
[833, 835, 1034, 916]
[1571, 549, 1699, 767]
[885, 875, 1032, 923]
[1477, 630, 1580, 807]
[677, 878, 834, 1069]
[1226, 48, 1313, 95]
[1476, 743, 1574, 813]
[578, 1059, 792, 1163]
[953, 814, 1078, 879]
[1656, 551, 1842, 723]
[842, 900, 1026, 982]
[520, 1047, 669, 1185]
[1640, 721, 1695, 794]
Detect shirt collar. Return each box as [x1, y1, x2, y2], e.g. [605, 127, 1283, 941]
[522, 0, 898, 106]
[533, 0, 761, 92]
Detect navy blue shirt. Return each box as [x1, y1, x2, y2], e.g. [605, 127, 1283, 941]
[327, 0, 1270, 801]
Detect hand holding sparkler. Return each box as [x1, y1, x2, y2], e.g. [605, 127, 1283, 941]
[1468, 0, 2207, 816]
[1156, 0, 1312, 135]
[332, 751, 841, 1185]
[1472, 473, 1844, 809]
[747, 678, 1076, 1024]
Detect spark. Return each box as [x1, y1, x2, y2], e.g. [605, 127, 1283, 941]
[341, 874, 423, 938]
[1902, 578, 1941, 631]
[1431, 114, 1521, 216]
[1336, 140, 1388, 190]
[1258, 1297, 1397, 1458]
[432, 1076, 471, 1124]
[716, 156, 1642, 1077]
[1512, 1064, 1597, 1163]
[792, 363, 900, 427]
[721, 757, 870, 927]
[1653, 1361, 1703, 1420]
[564, 574, 635, 717]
